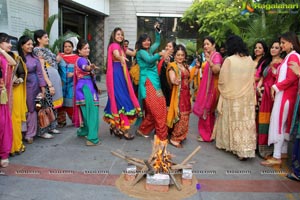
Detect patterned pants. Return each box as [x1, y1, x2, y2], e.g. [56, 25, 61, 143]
[138, 79, 167, 140]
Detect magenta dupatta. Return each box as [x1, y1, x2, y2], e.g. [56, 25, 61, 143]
[106, 43, 140, 117]
[193, 52, 222, 117]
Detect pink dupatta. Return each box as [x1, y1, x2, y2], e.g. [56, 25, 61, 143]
[193, 52, 222, 118]
[106, 43, 140, 118]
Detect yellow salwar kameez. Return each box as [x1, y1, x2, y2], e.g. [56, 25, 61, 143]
[11, 55, 27, 154]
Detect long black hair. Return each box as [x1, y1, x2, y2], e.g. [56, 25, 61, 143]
[108, 27, 124, 49]
[18, 35, 34, 62]
[252, 40, 268, 69]
[76, 39, 88, 52]
[225, 35, 249, 57]
[33, 29, 47, 46]
[174, 44, 188, 64]
[280, 31, 300, 54]
[259, 40, 280, 77]
[136, 33, 152, 51]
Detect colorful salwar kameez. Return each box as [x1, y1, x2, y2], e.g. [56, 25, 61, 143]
[74, 57, 99, 144]
[257, 62, 280, 158]
[193, 52, 222, 142]
[57, 53, 79, 126]
[103, 43, 141, 131]
[268, 51, 300, 159]
[136, 32, 168, 141]
[11, 55, 27, 154]
[24, 54, 46, 140]
[0, 54, 13, 160]
[33, 47, 63, 108]
[166, 62, 191, 144]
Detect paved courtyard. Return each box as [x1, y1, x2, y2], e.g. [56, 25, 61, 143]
[1, 75, 300, 200]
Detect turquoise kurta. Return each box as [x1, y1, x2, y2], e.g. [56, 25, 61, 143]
[136, 31, 161, 103]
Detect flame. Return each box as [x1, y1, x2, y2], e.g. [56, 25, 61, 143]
[152, 136, 172, 173]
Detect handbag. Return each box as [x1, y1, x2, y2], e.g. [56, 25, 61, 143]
[129, 63, 140, 85]
[38, 107, 55, 128]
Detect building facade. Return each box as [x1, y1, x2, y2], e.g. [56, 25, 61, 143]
[0, 0, 194, 71]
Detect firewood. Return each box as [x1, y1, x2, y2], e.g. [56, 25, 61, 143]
[167, 167, 182, 191]
[131, 165, 148, 186]
[111, 151, 145, 168]
[171, 164, 193, 170]
[180, 146, 201, 165]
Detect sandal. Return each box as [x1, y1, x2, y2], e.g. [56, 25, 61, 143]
[110, 125, 122, 139]
[15, 145, 26, 155]
[169, 139, 183, 148]
[49, 129, 61, 134]
[135, 129, 149, 138]
[238, 157, 248, 161]
[260, 157, 282, 167]
[286, 173, 300, 182]
[197, 136, 204, 142]
[57, 122, 66, 128]
[25, 137, 33, 144]
[39, 133, 54, 139]
[0, 159, 9, 168]
[86, 140, 100, 146]
[119, 129, 134, 140]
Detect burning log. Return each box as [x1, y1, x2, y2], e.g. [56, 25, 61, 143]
[111, 135, 201, 191]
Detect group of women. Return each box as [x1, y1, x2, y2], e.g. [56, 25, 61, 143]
[191, 32, 300, 182]
[0, 29, 102, 167]
[1, 25, 300, 183]
[104, 23, 192, 148]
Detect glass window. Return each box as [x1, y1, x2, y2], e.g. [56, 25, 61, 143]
[137, 16, 198, 52]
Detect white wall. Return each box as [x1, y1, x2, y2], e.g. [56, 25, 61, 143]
[0, 0, 43, 38]
[49, 0, 59, 45]
[71, 0, 109, 15]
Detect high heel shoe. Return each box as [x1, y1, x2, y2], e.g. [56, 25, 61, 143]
[119, 129, 134, 140]
[110, 126, 122, 139]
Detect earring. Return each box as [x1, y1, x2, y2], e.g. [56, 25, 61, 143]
[291, 45, 294, 51]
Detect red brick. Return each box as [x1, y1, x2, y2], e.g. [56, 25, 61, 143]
[124, 174, 136, 181]
[181, 178, 192, 186]
[145, 183, 169, 192]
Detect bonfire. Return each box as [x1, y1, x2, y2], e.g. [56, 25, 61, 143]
[111, 135, 201, 191]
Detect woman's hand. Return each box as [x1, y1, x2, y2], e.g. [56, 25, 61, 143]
[67, 72, 74, 78]
[56, 55, 62, 63]
[49, 86, 55, 96]
[270, 87, 275, 101]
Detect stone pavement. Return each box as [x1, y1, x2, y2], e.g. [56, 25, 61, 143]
[1, 74, 300, 200]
